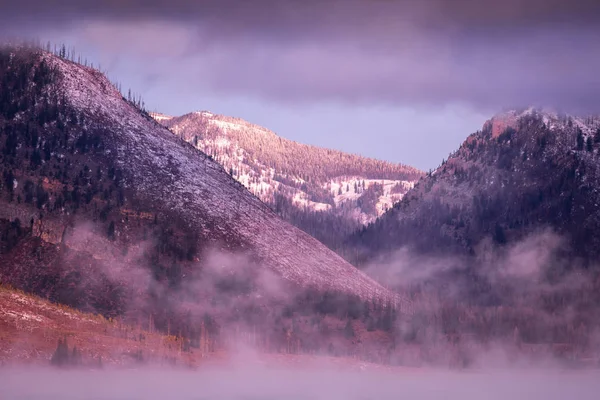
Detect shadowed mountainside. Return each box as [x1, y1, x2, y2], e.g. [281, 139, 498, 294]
[349, 108, 600, 264]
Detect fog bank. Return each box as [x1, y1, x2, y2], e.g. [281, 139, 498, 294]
[2, 366, 600, 400]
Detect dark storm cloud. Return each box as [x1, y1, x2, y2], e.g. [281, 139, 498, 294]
[2, 0, 600, 112]
[3, 0, 600, 28]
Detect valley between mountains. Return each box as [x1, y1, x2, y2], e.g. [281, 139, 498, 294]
[151, 110, 421, 251]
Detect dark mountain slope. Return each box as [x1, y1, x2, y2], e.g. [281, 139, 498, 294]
[0, 47, 411, 358]
[349, 108, 600, 265]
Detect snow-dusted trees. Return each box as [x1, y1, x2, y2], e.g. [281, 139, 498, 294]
[167, 113, 421, 186]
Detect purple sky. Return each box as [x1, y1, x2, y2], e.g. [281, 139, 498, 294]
[2, 0, 599, 170]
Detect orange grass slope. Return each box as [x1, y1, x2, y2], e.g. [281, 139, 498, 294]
[0, 284, 206, 367]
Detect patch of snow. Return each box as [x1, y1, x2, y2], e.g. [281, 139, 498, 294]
[149, 112, 173, 122]
[0, 308, 44, 323]
[292, 192, 332, 212]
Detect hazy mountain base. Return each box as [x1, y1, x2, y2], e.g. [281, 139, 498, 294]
[1, 282, 401, 369]
[0, 216, 412, 365]
[361, 230, 600, 367]
[3, 219, 598, 369]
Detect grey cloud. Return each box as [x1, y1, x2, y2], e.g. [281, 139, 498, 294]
[173, 25, 600, 112]
[2, 0, 600, 29]
[1, 0, 599, 112]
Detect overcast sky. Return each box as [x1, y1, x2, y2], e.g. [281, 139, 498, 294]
[2, 0, 599, 170]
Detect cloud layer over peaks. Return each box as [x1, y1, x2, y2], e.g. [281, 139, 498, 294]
[2, 0, 600, 112]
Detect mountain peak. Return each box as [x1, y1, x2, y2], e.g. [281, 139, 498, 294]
[154, 107, 422, 249]
[483, 107, 555, 138]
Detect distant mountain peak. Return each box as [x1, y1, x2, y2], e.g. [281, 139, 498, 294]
[483, 107, 599, 141]
[484, 107, 551, 138]
[152, 110, 422, 250]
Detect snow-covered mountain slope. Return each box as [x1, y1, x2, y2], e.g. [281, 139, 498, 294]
[0, 48, 410, 316]
[150, 111, 422, 249]
[55, 63, 398, 300]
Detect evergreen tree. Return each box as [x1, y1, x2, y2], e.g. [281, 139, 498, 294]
[3, 170, 14, 192]
[107, 221, 116, 240]
[576, 129, 584, 150]
[71, 346, 81, 365]
[343, 320, 355, 339]
[50, 337, 70, 366]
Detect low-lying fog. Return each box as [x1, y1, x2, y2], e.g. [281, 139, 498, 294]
[3, 366, 600, 400]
